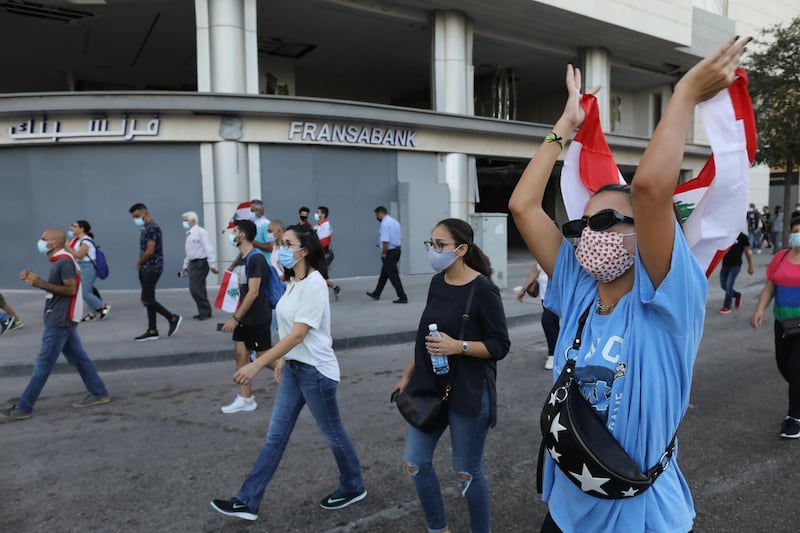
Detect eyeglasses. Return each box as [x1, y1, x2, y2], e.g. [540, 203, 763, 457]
[561, 209, 635, 239]
[278, 240, 301, 250]
[423, 240, 459, 252]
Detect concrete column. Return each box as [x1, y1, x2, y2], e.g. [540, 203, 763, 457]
[433, 11, 474, 220]
[582, 47, 611, 131]
[195, 0, 260, 269]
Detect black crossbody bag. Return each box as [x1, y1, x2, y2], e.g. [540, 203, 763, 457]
[391, 279, 478, 432]
[536, 304, 677, 499]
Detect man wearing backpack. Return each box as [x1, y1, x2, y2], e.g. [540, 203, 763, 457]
[219, 219, 272, 414]
[180, 211, 218, 321]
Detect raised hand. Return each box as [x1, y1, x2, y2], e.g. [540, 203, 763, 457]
[676, 36, 751, 103]
[560, 64, 601, 130]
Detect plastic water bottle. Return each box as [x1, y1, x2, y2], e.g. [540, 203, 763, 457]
[428, 323, 450, 375]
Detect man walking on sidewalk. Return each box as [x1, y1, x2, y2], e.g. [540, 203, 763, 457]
[366, 206, 408, 303]
[129, 203, 182, 341]
[181, 211, 218, 320]
[0, 228, 110, 422]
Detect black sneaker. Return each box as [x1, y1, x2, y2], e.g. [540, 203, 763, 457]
[134, 330, 160, 342]
[0, 317, 12, 335]
[210, 497, 257, 521]
[780, 417, 800, 438]
[168, 315, 182, 337]
[392, 298, 408, 304]
[0, 405, 33, 421]
[365, 291, 379, 301]
[333, 285, 341, 301]
[319, 488, 367, 510]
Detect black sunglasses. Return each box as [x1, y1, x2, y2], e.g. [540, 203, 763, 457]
[561, 209, 635, 239]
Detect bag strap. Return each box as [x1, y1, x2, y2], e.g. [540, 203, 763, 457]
[458, 276, 479, 340]
[438, 275, 480, 397]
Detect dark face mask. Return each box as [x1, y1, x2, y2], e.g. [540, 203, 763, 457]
[299, 215, 308, 221]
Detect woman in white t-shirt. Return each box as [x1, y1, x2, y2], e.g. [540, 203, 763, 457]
[65, 220, 109, 321]
[211, 224, 366, 523]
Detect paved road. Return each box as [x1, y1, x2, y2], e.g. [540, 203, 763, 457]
[3, 250, 797, 532]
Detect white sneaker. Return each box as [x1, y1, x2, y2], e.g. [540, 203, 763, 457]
[221, 395, 257, 414]
[544, 355, 554, 370]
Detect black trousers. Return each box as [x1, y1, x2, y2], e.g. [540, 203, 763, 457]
[139, 270, 175, 331]
[774, 320, 800, 418]
[188, 259, 212, 317]
[373, 247, 406, 299]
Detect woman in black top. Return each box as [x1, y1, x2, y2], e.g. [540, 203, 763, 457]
[392, 218, 509, 533]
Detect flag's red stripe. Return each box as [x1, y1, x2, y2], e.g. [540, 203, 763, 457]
[575, 94, 620, 194]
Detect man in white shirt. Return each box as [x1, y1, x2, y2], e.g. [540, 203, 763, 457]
[366, 206, 408, 303]
[181, 211, 218, 320]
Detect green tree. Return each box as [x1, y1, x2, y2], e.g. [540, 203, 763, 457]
[743, 17, 800, 236]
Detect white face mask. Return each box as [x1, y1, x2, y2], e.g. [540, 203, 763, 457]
[789, 233, 800, 249]
[574, 227, 636, 283]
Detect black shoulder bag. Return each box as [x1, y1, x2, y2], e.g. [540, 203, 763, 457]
[536, 303, 677, 499]
[392, 278, 479, 432]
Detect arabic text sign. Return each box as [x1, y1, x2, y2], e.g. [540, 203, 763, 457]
[7, 116, 160, 142]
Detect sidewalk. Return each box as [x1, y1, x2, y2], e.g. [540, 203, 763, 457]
[0, 261, 542, 377]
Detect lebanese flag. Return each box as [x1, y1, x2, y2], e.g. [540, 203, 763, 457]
[214, 270, 240, 313]
[673, 69, 756, 276]
[560, 94, 626, 221]
[223, 201, 252, 233]
[560, 70, 756, 276]
[49, 249, 84, 323]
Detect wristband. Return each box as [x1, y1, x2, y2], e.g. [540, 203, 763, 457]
[232, 316, 241, 323]
[544, 131, 564, 150]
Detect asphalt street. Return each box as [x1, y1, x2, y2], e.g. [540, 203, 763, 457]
[3, 286, 799, 532]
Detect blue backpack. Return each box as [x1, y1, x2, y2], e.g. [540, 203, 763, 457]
[83, 237, 110, 280]
[244, 250, 285, 309]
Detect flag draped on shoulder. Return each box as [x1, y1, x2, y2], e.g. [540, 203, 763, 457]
[49, 249, 83, 322]
[560, 70, 756, 276]
[224, 201, 252, 233]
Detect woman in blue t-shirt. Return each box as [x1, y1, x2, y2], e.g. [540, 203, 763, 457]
[508, 37, 749, 533]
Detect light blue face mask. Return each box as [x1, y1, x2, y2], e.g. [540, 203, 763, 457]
[314, 213, 321, 222]
[427, 245, 462, 272]
[182, 221, 191, 230]
[789, 233, 800, 249]
[133, 217, 145, 227]
[264, 231, 276, 244]
[37, 239, 50, 254]
[67, 230, 74, 239]
[229, 233, 240, 247]
[278, 247, 302, 269]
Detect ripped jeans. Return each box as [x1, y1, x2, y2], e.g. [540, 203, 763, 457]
[403, 383, 491, 533]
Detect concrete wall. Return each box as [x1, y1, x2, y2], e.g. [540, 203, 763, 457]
[259, 144, 402, 278]
[0, 144, 202, 290]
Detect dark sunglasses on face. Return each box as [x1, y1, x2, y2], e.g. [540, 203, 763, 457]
[561, 209, 635, 239]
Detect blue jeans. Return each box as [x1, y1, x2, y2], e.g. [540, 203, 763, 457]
[403, 384, 491, 533]
[719, 265, 741, 308]
[236, 360, 364, 511]
[17, 325, 108, 413]
[749, 230, 761, 251]
[79, 261, 104, 313]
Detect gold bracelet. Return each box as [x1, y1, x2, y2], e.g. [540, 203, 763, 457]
[544, 131, 564, 150]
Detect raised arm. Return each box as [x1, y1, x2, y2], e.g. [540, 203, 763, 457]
[509, 65, 598, 277]
[632, 37, 749, 287]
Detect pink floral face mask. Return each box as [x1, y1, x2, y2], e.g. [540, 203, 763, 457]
[574, 227, 636, 283]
